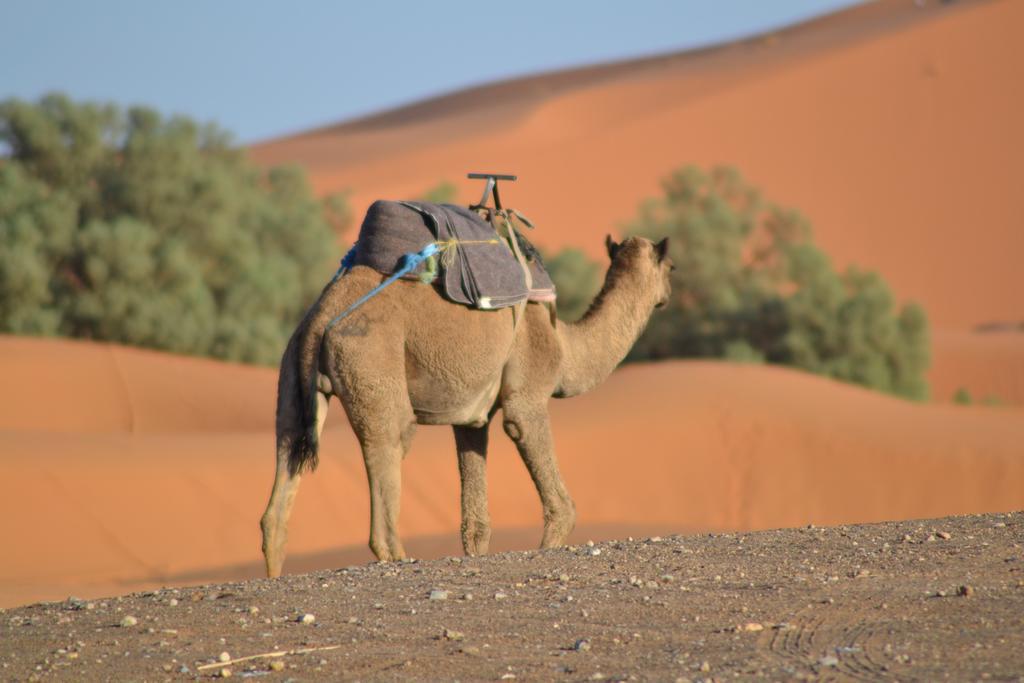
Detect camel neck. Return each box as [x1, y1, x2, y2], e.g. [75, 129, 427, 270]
[555, 265, 655, 398]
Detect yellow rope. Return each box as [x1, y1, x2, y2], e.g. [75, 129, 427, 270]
[434, 238, 502, 267]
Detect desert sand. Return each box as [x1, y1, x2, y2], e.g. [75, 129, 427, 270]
[251, 0, 1024, 403]
[2, 335, 1022, 609]
[3, 513, 1022, 681]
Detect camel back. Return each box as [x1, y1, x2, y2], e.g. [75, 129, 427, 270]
[351, 200, 555, 310]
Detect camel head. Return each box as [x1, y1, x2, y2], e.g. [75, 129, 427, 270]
[604, 235, 674, 308]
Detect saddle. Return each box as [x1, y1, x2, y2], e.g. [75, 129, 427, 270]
[350, 200, 556, 310]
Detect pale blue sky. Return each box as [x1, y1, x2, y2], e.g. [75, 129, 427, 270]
[3, 1, 860, 143]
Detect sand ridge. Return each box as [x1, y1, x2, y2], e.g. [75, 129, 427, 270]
[250, 0, 1024, 402]
[251, 0, 1022, 332]
[2, 336, 1022, 608]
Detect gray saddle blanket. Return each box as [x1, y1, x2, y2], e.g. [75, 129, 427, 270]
[351, 200, 556, 310]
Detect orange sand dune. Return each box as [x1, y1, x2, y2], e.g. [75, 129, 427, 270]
[251, 0, 1024, 399]
[251, 0, 1022, 333]
[930, 330, 1024, 405]
[2, 336, 1021, 608]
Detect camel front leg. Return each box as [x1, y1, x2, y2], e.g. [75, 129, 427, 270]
[502, 403, 576, 548]
[454, 424, 491, 556]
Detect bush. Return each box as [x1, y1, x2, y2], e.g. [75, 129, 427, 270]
[541, 247, 602, 322]
[419, 180, 458, 205]
[0, 93, 345, 365]
[624, 166, 930, 400]
[953, 388, 972, 405]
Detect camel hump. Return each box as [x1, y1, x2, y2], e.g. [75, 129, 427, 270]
[351, 200, 556, 309]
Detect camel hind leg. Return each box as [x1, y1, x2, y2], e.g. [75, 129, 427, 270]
[261, 391, 328, 577]
[350, 400, 416, 562]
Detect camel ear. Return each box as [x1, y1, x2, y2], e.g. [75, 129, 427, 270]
[605, 234, 621, 261]
[655, 237, 669, 261]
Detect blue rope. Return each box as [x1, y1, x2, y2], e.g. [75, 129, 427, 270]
[328, 245, 359, 284]
[324, 241, 440, 336]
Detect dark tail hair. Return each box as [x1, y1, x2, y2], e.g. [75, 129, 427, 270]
[282, 301, 333, 477]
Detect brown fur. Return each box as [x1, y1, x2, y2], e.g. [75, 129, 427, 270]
[260, 236, 672, 577]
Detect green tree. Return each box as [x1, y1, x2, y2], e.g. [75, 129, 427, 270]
[0, 93, 345, 365]
[542, 247, 602, 322]
[625, 165, 930, 400]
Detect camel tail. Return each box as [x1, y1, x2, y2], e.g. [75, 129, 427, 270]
[281, 303, 332, 476]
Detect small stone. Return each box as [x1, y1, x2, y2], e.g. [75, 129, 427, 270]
[855, 569, 870, 578]
[937, 531, 951, 540]
[742, 622, 764, 632]
[958, 584, 975, 597]
[429, 589, 449, 601]
[494, 591, 508, 600]
[994, 522, 1006, 528]
[460, 645, 480, 656]
[218, 667, 232, 678]
[586, 540, 595, 547]
[218, 652, 231, 663]
[559, 574, 570, 583]
[443, 628, 465, 641]
[269, 660, 285, 671]
[589, 548, 602, 556]
[699, 661, 711, 672]
[247, 606, 259, 615]
[573, 638, 591, 652]
[819, 655, 839, 667]
[119, 616, 138, 628]
[167, 598, 178, 607]
[299, 613, 316, 624]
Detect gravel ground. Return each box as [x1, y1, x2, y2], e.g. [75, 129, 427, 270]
[2, 512, 1022, 682]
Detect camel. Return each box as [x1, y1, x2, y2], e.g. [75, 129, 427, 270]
[260, 233, 672, 577]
